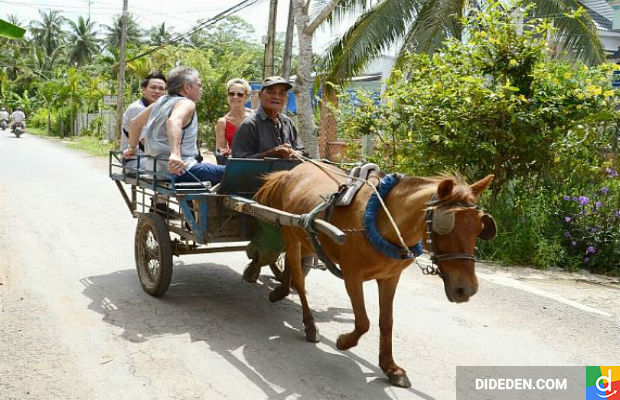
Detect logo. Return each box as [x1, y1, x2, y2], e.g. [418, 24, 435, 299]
[587, 367, 620, 400]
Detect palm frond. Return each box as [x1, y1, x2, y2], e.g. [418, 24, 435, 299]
[395, 0, 461, 67]
[324, 0, 424, 84]
[529, 0, 604, 64]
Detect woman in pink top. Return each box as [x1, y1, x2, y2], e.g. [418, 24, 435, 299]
[214, 78, 253, 165]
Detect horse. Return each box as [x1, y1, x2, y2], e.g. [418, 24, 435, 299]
[254, 161, 495, 388]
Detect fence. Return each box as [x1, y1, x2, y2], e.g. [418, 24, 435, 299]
[74, 110, 116, 140]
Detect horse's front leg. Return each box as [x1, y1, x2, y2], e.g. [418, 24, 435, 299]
[337, 273, 370, 350]
[377, 274, 411, 388]
[288, 244, 320, 343]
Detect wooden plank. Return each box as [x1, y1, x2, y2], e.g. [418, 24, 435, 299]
[222, 196, 346, 245]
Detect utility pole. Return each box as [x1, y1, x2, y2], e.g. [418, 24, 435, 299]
[115, 0, 128, 141]
[281, 0, 294, 80]
[263, 0, 278, 78]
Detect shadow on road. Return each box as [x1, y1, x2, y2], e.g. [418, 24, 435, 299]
[80, 261, 434, 400]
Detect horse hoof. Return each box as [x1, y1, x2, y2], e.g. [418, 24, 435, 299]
[269, 286, 290, 302]
[387, 371, 411, 388]
[305, 327, 320, 343]
[336, 334, 354, 350]
[242, 262, 261, 283]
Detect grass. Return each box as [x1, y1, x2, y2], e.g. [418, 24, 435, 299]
[27, 126, 117, 157]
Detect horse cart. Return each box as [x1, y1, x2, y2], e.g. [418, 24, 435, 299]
[109, 152, 345, 296]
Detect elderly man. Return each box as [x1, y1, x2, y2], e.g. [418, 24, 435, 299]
[232, 76, 304, 159]
[124, 66, 224, 184]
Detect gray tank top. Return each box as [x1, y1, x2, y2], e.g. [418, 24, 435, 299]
[144, 95, 198, 173]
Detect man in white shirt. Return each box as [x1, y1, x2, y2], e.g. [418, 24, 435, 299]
[120, 71, 167, 172]
[11, 107, 25, 132]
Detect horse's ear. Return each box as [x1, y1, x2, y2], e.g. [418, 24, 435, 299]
[437, 179, 454, 199]
[470, 174, 494, 199]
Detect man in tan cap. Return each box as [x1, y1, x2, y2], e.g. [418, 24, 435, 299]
[232, 76, 304, 159]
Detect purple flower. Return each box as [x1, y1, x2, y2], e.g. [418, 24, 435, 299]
[563, 231, 571, 238]
[578, 196, 590, 206]
[586, 246, 596, 254]
[606, 168, 618, 177]
[572, 196, 578, 202]
[615, 210, 620, 217]
[564, 216, 571, 222]
[595, 201, 602, 209]
[601, 187, 608, 194]
[591, 227, 597, 233]
[584, 257, 590, 263]
[563, 195, 570, 201]
[571, 241, 577, 246]
[581, 209, 589, 215]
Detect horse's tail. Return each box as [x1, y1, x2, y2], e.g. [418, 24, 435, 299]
[254, 170, 289, 207]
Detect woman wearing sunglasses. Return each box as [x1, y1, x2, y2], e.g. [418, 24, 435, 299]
[214, 78, 253, 165]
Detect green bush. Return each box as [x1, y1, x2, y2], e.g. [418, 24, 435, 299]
[556, 168, 620, 275]
[334, 2, 620, 273]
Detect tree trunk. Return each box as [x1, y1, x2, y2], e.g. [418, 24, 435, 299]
[293, 0, 318, 157]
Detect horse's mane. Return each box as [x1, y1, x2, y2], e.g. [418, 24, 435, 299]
[399, 173, 476, 204]
[254, 170, 289, 205]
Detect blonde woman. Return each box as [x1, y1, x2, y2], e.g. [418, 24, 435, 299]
[214, 78, 253, 164]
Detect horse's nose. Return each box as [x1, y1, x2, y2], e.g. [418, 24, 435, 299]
[453, 285, 477, 302]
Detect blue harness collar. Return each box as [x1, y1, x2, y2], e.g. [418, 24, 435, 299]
[363, 173, 424, 259]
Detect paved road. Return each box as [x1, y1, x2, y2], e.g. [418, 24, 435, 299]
[0, 132, 618, 400]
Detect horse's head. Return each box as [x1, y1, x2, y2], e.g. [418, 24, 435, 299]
[428, 175, 496, 303]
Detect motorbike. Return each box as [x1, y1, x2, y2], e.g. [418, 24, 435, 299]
[0, 119, 7, 131]
[12, 122, 23, 138]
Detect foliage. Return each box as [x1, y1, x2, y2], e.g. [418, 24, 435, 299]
[557, 168, 620, 274]
[335, 3, 620, 273]
[323, 0, 603, 86]
[337, 4, 619, 188]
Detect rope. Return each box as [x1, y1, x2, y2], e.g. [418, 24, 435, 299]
[292, 153, 412, 256]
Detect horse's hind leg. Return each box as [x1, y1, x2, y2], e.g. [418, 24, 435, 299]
[337, 274, 370, 350]
[377, 275, 411, 388]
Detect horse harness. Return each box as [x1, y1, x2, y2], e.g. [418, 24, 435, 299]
[300, 168, 494, 279]
[422, 195, 478, 276]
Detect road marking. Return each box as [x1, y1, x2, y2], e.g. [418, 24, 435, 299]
[477, 272, 612, 317]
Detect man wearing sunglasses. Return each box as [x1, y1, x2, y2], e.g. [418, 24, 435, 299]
[231, 76, 304, 159]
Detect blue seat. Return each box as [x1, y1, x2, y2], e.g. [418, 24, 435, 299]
[217, 158, 302, 197]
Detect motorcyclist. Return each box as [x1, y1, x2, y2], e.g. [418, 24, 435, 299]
[11, 107, 25, 132]
[0, 107, 9, 129]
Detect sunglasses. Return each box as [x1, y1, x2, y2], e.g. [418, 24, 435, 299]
[228, 92, 246, 98]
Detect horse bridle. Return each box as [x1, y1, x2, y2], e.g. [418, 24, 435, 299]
[419, 195, 478, 276]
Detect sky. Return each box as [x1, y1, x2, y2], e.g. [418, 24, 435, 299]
[1, 0, 351, 52]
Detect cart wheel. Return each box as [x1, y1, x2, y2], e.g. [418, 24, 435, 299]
[269, 254, 311, 282]
[135, 213, 173, 297]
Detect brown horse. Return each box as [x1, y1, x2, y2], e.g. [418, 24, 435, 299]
[254, 161, 495, 388]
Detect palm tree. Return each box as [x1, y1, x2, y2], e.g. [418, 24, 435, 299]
[67, 16, 100, 65]
[148, 22, 173, 46]
[29, 10, 66, 58]
[102, 13, 143, 50]
[324, 0, 605, 84]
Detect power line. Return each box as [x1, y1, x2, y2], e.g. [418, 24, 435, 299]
[125, 0, 265, 63]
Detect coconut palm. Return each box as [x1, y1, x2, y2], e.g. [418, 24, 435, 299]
[67, 16, 100, 65]
[29, 10, 66, 58]
[102, 13, 143, 50]
[148, 22, 173, 46]
[324, 0, 605, 84]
